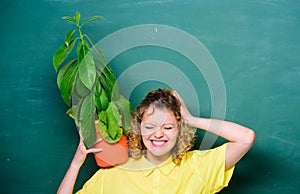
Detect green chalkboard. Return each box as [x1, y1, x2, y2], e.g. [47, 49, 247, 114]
[1, 0, 299, 193]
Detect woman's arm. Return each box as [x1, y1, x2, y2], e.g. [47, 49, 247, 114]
[173, 91, 256, 170]
[57, 133, 102, 194]
[188, 118, 255, 170]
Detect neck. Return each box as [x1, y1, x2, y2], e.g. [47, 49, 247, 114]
[146, 152, 171, 165]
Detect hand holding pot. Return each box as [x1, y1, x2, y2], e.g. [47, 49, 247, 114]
[72, 131, 103, 167]
[57, 131, 103, 194]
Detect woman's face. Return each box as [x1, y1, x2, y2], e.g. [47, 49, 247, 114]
[141, 107, 179, 163]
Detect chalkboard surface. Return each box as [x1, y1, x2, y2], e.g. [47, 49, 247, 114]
[1, 0, 299, 193]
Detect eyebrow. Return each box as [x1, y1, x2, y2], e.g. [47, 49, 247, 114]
[162, 123, 176, 126]
[142, 122, 176, 126]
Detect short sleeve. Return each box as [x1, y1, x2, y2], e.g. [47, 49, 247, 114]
[189, 143, 235, 193]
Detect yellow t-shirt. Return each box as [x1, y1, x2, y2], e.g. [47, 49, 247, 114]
[76, 143, 234, 194]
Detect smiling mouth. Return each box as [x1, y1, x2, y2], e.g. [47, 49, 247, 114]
[151, 140, 167, 147]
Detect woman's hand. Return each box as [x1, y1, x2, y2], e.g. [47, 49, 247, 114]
[173, 91, 255, 170]
[57, 130, 103, 194]
[72, 131, 103, 167]
[172, 90, 197, 127]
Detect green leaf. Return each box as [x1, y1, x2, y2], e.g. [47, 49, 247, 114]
[94, 77, 109, 111]
[65, 29, 76, 47]
[99, 87, 109, 110]
[111, 81, 120, 100]
[94, 79, 103, 110]
[98, 110, 107, 124]
[77, 41, 89, 62]
[82, 16, 103, 26]
[106, 102, 121, 139]
[78, 41, 96, 90]
[73, 101, 82, 126]
[53, 40, 76, 72]
[66, 105, 80, 120]
[62, 16, 77, 25]
[104, 65, 119, 99]
[114, 95, 132, 135]
[59, 64, 78, 106]
[95, 63, 117, 100]
[66, 107, 74, 119]
[85, 35, 107, 65]
[75, 11, 81, 24]
[94, 58, 105, 73]
[94, 78, 102, 98]
[57, 58, 77, 91]
[80, 94, 96, 148]
[98, 64, 119, 100]
[94, 95, 102, 111]
[98, 72, 111, 100]
[80, 94, 95, 121]
[76, 40, 82, 57]
[75, 76, 91, 98]
[97, 111, 122, 143]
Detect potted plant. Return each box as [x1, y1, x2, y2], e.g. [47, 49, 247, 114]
[53, 12, 131, 167]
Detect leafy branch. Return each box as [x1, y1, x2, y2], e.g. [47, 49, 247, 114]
[53, 12, 131, 148]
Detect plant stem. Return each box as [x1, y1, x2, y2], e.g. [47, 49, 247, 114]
[77, 25, 85, 44]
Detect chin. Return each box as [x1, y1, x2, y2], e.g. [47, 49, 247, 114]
[147, 145, 172, 157]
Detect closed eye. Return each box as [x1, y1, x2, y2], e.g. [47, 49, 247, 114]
[142, 124, 155, 130]
[164, 127, 174, 130]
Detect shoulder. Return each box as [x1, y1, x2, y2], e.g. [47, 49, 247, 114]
[180, 143, 229, 171]
[184, 143, 228, 161]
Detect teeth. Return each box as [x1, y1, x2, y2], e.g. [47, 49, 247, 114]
[152, 141, 165, 146]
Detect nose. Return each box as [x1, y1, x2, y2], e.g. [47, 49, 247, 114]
[153, 128, 164, 138]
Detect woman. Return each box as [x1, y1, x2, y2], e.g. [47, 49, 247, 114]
[58, 89, 255, 194]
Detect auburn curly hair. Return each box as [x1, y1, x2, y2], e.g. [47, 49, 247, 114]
[128, 88, 195, 165]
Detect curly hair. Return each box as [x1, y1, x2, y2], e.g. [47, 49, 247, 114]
[128, 88, 195, 165]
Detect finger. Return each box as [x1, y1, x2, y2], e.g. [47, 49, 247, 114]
[172, 91, 183, 102]
[78, 127, 84, 140]
[95, 137, 103, 144]
[86, 148, 103, 154]
[172, 90, 179, 98]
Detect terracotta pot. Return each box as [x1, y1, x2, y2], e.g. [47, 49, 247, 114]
[93, 123, 128, 167]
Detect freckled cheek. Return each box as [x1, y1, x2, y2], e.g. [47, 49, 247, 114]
[164, 129, 179, 139]
[140, 128, 153, 137]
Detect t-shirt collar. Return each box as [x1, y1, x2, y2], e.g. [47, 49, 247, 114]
[140, 156, 176, 177]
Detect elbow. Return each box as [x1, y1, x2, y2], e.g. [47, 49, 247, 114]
[245, 128, 256, 147]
